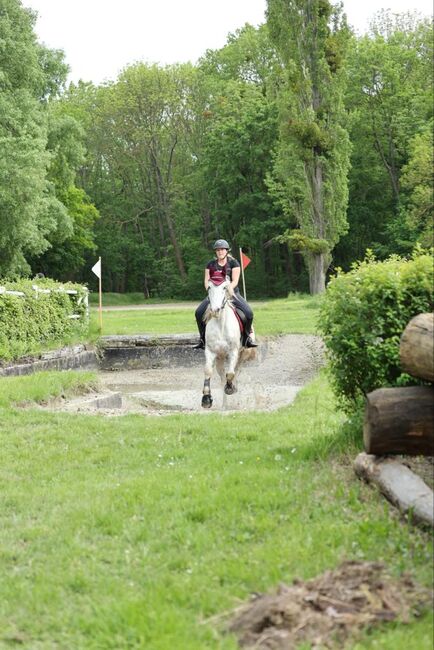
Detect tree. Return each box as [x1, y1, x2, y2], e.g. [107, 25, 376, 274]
[337, 12, 433, 263]
[0, 0, 69, 276]
[266, 0, 352, 294]
[400, 122, 434, 248]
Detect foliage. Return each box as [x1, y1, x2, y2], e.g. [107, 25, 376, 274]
[318, 251, 434, 409]
[0, 0, 70, 276]
[0, 371, 431, 647]
[400, 122, 434, 248]
[0, 278, 89, 360]
[336, 13, 433, 267]
[266, 0, 352, 294]
[1, 3, 432, 300]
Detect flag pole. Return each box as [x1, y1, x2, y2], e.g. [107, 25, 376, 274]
[98, 257, 102, 334]
[239, 247, 247, 300]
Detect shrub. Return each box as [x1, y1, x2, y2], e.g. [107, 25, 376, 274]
[318, 250, 433, 410]
[0, 278, 89, 361]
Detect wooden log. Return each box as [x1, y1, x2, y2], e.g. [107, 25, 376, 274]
[364, 386, 434, 456]
[400, 313, 434, 382]
[354, 452, 433, 527]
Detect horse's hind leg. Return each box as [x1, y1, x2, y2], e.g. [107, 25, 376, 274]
[201, 350, 215, 408]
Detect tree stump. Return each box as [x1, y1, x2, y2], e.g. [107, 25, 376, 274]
[364, 386, 434, 456]
[400, 312, 434, 382]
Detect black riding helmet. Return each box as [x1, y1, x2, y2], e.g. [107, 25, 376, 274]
[213, 239, 230, 250]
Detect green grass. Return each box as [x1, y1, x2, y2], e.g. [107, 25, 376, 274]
[89, 292, 183, 306]
[0, 370, 432, 649]
[89, 294, 322, 337]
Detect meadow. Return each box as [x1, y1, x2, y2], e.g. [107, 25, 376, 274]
[88, 294, 322, 338]
[0, 296, 432, 649]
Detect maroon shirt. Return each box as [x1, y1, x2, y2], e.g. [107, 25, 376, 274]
[206, 257, 240, 285]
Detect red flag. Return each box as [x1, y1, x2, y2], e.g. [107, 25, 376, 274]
[241, 252, 251, 269]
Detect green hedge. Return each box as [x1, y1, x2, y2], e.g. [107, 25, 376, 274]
[0, 278, 89, 361]
[318, 251, 433, 410]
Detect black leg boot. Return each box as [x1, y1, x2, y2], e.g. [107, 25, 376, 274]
[193, 324, 206, 349]
[243, 320, 258, 348]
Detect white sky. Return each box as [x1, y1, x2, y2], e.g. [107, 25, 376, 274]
[24, 0, 433, 85]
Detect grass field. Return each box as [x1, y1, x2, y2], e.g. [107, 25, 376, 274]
[1, 295, 432, 648]
[89, 294, 322, 338]
[0, 369, 432, 649]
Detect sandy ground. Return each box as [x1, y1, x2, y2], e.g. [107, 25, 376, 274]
[50, 334, 325, 416]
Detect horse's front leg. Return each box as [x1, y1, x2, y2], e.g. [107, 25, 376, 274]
[224, 346, 239, 395]
[201, 348, 216, 408]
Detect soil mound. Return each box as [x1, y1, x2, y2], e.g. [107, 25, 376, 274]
[227, 561, 431, 649]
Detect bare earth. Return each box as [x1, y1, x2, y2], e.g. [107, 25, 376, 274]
[50, 334, 325, 416]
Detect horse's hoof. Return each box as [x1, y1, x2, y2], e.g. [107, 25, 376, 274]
[202, 395, 213, 408]
[224, 383, 236, 395]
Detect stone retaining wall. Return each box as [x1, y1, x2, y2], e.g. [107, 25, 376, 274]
[97, 334, 202, 370]
[0, 336, 202, 376]
[0, 345, 98, 376]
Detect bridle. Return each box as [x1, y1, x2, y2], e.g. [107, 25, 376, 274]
[208, 279, 231, 317]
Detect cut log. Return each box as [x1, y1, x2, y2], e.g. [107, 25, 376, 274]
[364, 386, 434, 456]
[400, 313, 434, 382]
[354, 452, 433, 527]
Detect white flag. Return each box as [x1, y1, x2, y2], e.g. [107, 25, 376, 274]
[91, 258, 101, 279]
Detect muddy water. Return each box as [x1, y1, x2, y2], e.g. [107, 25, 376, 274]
[50, 335, 324, 416]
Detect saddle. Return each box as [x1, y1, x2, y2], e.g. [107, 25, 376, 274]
[232, 306, 246, 334]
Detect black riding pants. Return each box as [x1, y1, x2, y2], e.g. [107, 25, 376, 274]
[195, 289, 254, 340]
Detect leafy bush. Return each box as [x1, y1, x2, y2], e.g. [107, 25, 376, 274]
[0, 278, 89, 361]
[318, 251, 433, 410]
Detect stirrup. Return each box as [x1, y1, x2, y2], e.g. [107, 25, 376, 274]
[244, 336, 258, 348]
[193, 339, 205, 349]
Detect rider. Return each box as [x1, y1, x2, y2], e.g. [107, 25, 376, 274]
[194, 239, 257, 349]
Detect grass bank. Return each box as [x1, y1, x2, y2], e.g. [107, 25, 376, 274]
[0, 371, 432, 649]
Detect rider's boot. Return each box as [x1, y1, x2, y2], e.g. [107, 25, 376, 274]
[193, 325, 206, 349]
[243, 321, 258, 348]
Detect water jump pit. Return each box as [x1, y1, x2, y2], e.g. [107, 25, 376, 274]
[20, 334, 325, 416]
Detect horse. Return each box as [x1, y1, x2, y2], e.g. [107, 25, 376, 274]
[201, 278, 248, 408]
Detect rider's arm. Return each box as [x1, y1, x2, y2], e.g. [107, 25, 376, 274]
[230, 267, 240, 291]
[204, 268, 210, 290]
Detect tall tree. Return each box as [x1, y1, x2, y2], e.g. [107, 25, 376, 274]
[266, 0, 351, 293]
[0, 0, 69, 276]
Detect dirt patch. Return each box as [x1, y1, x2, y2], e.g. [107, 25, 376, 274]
[225, 561, 431, 649]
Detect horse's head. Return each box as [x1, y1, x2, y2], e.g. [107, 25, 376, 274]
[208, 278, 232, 317]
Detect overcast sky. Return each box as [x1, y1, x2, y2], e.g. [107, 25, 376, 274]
[24, 0, 433, 85]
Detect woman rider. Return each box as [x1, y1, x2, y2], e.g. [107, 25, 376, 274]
[194, 239, 257, 349]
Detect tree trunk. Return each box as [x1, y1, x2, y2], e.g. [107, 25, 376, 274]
[150, 147, 187, 280]
[400, 313, 434, 382]
[364, 386, 434, 456]
[308, 252, 326, 294]
[354, 453, 433, 527]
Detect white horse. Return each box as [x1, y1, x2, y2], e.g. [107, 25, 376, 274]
[201, 279, 246, 408]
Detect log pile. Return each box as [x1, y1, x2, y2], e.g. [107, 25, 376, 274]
[364, 313, 434, 457]
[355, 313, 434, 527]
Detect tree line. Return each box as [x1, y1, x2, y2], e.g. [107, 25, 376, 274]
[1, 0, 432, 297]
